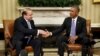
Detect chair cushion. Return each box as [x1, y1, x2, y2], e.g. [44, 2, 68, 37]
[25, 46, 33, 52]
[67, 44, 82, 51]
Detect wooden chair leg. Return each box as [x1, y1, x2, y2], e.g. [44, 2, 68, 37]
[89, 48, 93, 56]
[5, 51, 8, 56]
[67, 52, 70, 56]
[41, 51, 44, 56]
[87, 46, 93, 56]
[67, 49, 72, 56]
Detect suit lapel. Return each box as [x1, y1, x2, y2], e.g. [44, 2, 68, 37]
[76, 16, 80, 33]
[30, 20, 35, 29]
[22, 17, 35, 29]
[21, 17, 29, 28]
[68, 18, 72, 33]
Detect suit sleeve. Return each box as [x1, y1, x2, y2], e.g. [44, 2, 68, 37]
[14, 19, 37, 36]
[78, 19, 87, 38]
[52, 18, 66, 36]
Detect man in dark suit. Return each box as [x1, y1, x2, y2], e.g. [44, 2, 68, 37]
[45, 6, 90, 56]
[12, 8, 47, 56]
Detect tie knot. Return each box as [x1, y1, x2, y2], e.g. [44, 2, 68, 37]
[72, 19, 75, 21]
[72, 19, 75, 24]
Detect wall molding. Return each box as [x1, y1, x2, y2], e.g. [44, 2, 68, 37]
[0, 24, 3, 28]
[18, 7, 71, 11]
[91, 23, 100, 27]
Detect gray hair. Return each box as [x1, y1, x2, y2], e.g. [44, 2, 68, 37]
[71, 6, 80, 12]
[22, 8, 32, 16]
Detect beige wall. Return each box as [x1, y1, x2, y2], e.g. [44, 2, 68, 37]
[0, 0, 20, 23]
[0, 0, 100, 24]
[79, 0, 100, 23]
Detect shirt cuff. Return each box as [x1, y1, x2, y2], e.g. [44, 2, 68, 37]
[37, 30, 40, 36]
[49, 32, 52, 36]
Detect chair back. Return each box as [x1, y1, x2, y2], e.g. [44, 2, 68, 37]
[3, 20, 15, 39]
[86, 19, 91, 35]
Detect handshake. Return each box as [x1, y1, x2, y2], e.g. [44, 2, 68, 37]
[38, 29, 52, 38]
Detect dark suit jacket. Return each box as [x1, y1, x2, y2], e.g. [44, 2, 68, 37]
[52, 16, 87, 39]
[12, 16, 37, 41]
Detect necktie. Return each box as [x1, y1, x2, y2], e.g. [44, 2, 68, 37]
[27, 21, 32, 29]
[26, 21, 32, 44]
[70, 19, 76, 37]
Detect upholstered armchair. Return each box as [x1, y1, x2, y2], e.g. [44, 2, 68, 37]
[3, 20, 33, 56]
[66, 19, 93, 56]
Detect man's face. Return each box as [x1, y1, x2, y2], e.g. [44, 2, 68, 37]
[70, 7, 78, 18]
[24, 10, 33, 21]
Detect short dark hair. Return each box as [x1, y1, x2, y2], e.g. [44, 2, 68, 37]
[22, 11, 27, 16]
[71, 6, 80, 12]
[22, 8, 32, 16]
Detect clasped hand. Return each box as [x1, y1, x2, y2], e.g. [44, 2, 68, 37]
[68, 36, 78, 44]
[38, 29, 51, 38]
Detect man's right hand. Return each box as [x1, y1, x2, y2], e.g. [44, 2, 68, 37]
[41, 30, 52, 38]
[38, 29, 51, 38]
[38, 29, 47, 35]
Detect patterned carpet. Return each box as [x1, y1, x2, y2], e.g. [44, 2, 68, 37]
[28, 40, 100, 56]
[0, 48, 100, 56]
[0, 39, 100, 56]
[28, 52, 100, 56]
[29, 49, 100, 56]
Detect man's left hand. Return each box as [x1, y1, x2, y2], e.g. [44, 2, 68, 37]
[68, 36, 78, 44]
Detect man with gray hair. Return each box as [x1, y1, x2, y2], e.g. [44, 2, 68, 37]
[45, 6, 90, 56]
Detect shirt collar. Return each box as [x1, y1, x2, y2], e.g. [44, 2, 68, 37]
[72, 16, 78, 21]
[24, 18, 29, 22]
